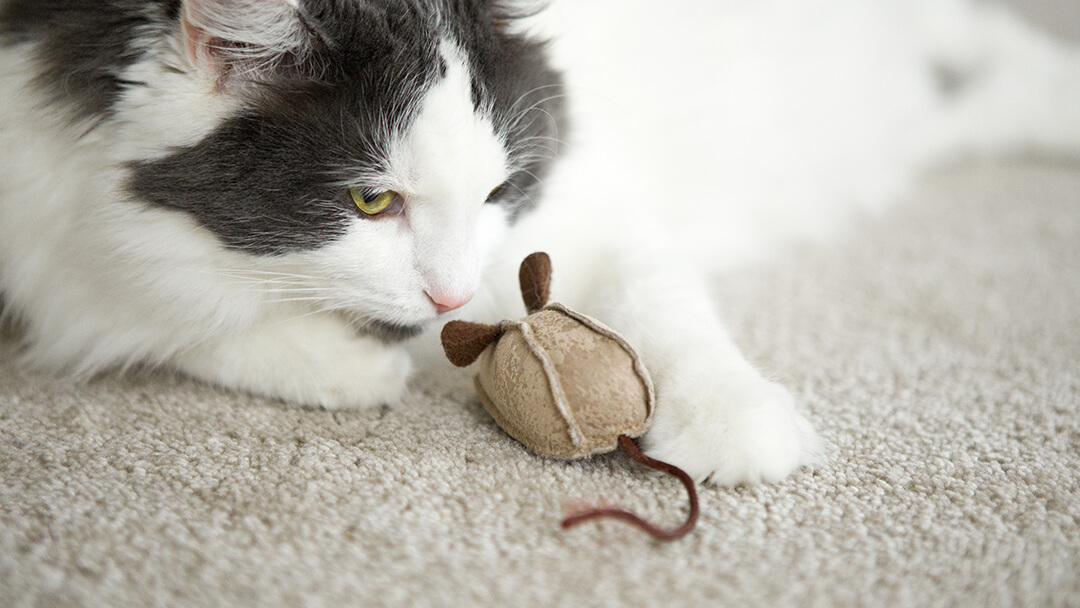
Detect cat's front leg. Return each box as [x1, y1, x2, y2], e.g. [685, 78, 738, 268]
[537, 236, 821, 485]
[619, 318, 820, 486]
[638, 345, 820, 485]
[173, 313, 412, 409]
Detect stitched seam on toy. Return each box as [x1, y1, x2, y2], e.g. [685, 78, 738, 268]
[545, 303, 657, 428]
[515, 319, 585, 449]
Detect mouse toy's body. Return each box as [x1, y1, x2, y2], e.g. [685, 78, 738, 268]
[442, 252, 697, 540]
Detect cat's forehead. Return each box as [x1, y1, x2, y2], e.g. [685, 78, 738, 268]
[264, 1, 520, 138]
[258, 36, 503, 188]
[304, 0, 443, 73]
[259, 1, 559, 178]
[297, 0, 499, 82]
[387, 40, 509, 201]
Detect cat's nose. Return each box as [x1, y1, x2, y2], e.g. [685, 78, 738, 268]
[426, 291, 473, 315]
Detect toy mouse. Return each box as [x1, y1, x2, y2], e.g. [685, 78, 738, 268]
[441, 252, 698, 540]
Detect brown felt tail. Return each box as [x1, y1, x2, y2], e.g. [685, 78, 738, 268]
[561, 435, 700, 541]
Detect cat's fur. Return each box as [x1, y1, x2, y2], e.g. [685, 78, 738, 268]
[1, 0, 1078, 485]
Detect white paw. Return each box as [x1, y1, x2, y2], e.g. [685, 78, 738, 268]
[642, 368, 821, 486]
[290, 332, 413, 410]
[175, 314, 412, 410]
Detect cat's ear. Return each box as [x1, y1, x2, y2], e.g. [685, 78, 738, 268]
[181, 0, 310, 88]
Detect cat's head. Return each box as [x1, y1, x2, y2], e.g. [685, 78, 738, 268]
[128, 0, 564, 340]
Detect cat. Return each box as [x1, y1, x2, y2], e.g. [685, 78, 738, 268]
[1, 0, 1078, 485]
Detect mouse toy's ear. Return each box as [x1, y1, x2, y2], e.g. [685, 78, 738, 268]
[519, 252, 552, 314]
[441, 321, 504, 368]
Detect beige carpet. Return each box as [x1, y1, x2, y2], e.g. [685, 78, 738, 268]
[4, 13, 1080, 608]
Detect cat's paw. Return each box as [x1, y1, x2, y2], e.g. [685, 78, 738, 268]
[175, 314, 412, 410]
[286, 332, 413, 410]
[642, 367, 820, 486]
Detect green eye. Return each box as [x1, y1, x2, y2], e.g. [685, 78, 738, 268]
[487, 182, 511, 204]
[350, 187, 399, 216]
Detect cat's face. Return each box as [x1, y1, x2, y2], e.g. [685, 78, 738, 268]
[128, 0, 564, 340]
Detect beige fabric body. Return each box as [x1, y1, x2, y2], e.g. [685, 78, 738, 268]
[475, 305, 654, 460]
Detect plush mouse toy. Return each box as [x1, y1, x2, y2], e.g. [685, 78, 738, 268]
[441, 252, 699, 540]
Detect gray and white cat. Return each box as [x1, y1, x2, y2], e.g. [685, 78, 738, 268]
[1, 0, 1078, 485]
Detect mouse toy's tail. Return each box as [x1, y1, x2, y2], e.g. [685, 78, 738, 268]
[561, 435, 700, 541]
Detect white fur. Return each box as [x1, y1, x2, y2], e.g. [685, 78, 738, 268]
[2, 0, 1080, 485]
[533, 0, 1080, 264]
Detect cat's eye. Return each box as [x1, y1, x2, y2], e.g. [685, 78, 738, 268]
[350, 187, 400, 216]
[486, 183, 508, 204]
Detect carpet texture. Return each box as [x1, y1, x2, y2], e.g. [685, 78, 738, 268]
[4, 12, 1080, 608]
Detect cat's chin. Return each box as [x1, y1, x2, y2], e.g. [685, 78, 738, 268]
[359, 321, 427, 344]
[336, 311, 428, 344]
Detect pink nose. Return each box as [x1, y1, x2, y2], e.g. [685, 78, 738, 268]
[426, 291, 473, 315]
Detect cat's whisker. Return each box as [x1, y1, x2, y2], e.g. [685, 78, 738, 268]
[507, 138, 560, 159]
[265, 304, 350, 328]
[505, 186, 537, 209]
[499, 94, 566, 147]
[501, 84, 565, 119]
[208, 268, 320, 280]
[503, 92, 566, 126]
[202, 277, 307, 289]
[505, 116, 561, 159]
[511, 144, 558, 157]
[508, 166, 547, 190]
[203, 270, 322, 286]
[510, 148, 559, 167]
[510, 133, 560, 147]
[255, 289, 336, 296]
[260, 296, 337, 305]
